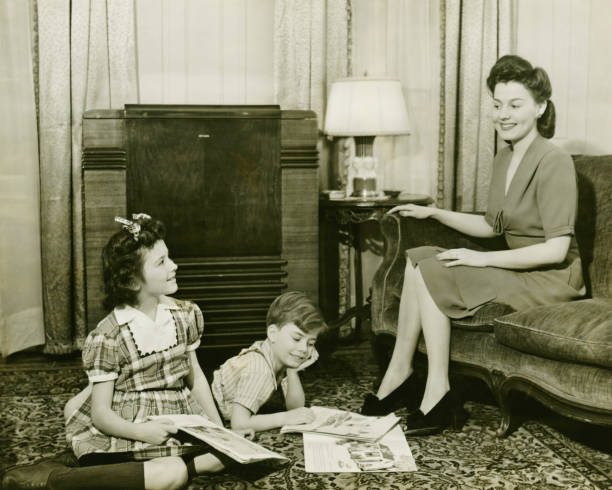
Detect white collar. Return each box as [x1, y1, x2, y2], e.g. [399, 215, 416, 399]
[114, 298, 179, 355]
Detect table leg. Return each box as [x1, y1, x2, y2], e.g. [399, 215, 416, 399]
[353, 223, 363, 341]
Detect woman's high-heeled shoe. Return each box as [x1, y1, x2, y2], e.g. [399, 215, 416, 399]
[361, 375, 425, 416]
[403, 389, 468, 436]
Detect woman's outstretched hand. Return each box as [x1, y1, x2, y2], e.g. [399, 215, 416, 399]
[436, 248, 489, 267]
[386, 203, 436, 219]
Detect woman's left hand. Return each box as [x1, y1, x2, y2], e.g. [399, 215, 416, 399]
[436, 248, 489, 268]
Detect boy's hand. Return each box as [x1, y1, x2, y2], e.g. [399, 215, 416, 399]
[138, 419, 178, 445]
[232, 428, 256, 440]
[294, 348, 319, 372]
[285, 407, 316, 426]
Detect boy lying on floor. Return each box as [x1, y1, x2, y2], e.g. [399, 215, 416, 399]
[211, 291, 327, 431]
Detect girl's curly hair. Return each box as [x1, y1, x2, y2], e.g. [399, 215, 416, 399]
[102, 215, 166, 310]
[486, 54, 555, 139]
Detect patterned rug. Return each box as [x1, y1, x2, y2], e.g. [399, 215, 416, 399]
[1, 345, 610, 489]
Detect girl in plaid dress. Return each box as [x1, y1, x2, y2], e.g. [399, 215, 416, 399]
[50, 214, 234, 489]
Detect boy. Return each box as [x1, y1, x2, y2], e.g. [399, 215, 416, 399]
[211, 291, 327, 432]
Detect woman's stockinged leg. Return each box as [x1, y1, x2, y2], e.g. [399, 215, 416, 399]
[414, 267, 451, 414]
[376, 259, 423, 399]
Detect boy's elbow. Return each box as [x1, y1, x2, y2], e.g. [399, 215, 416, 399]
[285, 399, 305, 410]
[230, 414, 252, 431]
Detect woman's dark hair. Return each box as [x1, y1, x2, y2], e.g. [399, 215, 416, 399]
[486, 54, 555, 138]
[102, 215, 166, 310]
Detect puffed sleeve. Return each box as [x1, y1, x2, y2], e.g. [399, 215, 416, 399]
[185, 301, 205, 351]
[82, 328, 120, 383]
[536, 150, 577, 239]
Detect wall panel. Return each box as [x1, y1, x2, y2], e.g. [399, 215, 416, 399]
[517, 0, 612, 154]
[136, 0, 274, 105]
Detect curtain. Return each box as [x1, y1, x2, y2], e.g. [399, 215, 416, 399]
[351, 0, 441, 198]
[37, 0, 138, 353]
[0, 0, 46, 357]
[274, 0, 349, 125]
[438, 0, 515, 211]
[274, 0, 352, 334]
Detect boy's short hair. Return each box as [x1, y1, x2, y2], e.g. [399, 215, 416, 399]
[266, 291, 327, 333]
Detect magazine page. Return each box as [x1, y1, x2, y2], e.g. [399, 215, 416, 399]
[149, 414, 287, 464]
[280, 406, 400, 442]
[303, 425, 417, 473]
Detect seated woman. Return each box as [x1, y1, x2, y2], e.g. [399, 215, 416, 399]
[361, 54, 586, 436]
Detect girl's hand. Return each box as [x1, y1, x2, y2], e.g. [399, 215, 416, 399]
[437, 248, 489, 268]
[138, 419, 178, 445]
[284, 407, 316, 426]
[387, 203, 435, 219]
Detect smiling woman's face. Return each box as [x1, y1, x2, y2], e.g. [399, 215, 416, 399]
[492, 81, 545, 144]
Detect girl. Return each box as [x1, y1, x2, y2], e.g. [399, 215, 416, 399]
[54, 214, 232, 489]
[361, 55, 585, 435]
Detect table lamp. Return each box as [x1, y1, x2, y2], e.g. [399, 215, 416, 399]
[324, 77, 411, 198]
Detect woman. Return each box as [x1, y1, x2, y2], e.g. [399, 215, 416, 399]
[361, 55, 585, 435]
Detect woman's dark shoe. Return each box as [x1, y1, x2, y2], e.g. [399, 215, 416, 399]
[361, 375, 425, 416]
[403, 390, 468, 436]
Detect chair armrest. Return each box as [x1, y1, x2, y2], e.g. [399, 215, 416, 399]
[370, 214, 506, 337]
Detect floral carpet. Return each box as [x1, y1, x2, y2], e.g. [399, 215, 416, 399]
[1, 345, 610, 489]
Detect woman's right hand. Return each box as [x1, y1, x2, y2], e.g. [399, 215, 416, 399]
[137, 419, 178, 445]
[387, 203, 436, 219]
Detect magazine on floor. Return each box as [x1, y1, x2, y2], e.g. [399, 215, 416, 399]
[280, 406, 400, 442]
[149, 414, 288, 464]
[303, 424, 417, 473]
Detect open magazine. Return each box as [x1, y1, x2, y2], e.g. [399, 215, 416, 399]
[150, 414, 288, 464]
[280, 406, 400, 442]
[303, 425, 417, 473]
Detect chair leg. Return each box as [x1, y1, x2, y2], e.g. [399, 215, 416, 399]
[491, 370, 518, 438]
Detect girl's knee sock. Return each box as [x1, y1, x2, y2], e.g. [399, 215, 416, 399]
[46, 461, 145, 490]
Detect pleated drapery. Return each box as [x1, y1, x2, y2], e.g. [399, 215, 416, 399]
[37, 0, 138, 353]
[0, 0, 46, 357]
[438, 0, 515, 211]
[273, 0, 349, 127]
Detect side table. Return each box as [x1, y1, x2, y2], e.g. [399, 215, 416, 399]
[319, 194, 433, 342]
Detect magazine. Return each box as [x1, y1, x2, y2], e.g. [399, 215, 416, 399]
[149, 414, 288, 464]
[280, 406, 400, 442]
[303, 425, 417, 473]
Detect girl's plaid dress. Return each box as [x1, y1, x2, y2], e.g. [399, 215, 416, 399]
[66, 297, 209, 461]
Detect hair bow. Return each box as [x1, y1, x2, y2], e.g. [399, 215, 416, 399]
[114, 213, 151, 240]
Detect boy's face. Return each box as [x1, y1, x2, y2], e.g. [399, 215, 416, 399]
[268, 322, 319, 369]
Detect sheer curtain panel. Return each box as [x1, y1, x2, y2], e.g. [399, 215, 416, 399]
[0, 0, 45, 357]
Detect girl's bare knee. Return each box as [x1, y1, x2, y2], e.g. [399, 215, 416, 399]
[144, 457, 188, 490]
[193, 453, 225, 474]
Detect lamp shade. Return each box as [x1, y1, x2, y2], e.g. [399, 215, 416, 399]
[324, 77, 411, 136]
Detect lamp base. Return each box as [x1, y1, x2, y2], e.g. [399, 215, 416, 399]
[351, 177, 377, 198]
